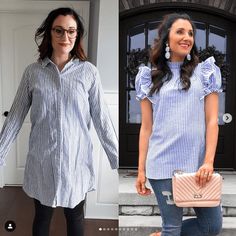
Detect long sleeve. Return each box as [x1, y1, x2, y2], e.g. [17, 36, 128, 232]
[88, 67, 118, 169]
[0, 67, 32, 165]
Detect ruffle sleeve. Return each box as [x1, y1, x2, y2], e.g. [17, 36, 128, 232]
[135, 66, 156, 104]
[199, 56, 222, 100]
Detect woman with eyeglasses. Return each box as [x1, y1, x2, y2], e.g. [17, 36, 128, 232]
[0, 7, 118, 236]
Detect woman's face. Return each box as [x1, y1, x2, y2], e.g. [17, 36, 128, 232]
[168, 19, 194, 62]
[51, 15, 77, 57]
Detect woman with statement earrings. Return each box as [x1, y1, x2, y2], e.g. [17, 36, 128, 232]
[0, 7, 118, 236]
[135, 13, 222, 236]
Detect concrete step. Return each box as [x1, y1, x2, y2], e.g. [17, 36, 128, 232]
[119, 171, 236, 216]
[119, 216, 236, 236]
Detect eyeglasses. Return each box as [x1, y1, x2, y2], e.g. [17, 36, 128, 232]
[52, 26, 78, 39]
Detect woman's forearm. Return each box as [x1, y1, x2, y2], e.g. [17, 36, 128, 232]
[138, 98, 153, 174]
[138, 126, 152, 173]
[204, 121, 219, 164]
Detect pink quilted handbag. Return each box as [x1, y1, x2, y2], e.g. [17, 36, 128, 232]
[172, 171, 222, 207]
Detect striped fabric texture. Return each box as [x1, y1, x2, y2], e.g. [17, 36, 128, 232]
[0, 57, 118, 208]
[135, 57, 222, 180]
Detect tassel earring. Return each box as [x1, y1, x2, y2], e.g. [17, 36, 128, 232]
[186, 53, 191, 61]
[165, 43, 170, 60]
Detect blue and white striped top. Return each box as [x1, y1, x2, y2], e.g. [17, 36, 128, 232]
[0, 57, 118, 208]
[135, 57, 222, 179]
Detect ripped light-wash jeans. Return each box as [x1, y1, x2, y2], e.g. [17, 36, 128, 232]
[149, 178, 223, 236]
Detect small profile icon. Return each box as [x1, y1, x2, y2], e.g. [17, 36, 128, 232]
[5, 220, 16, 232]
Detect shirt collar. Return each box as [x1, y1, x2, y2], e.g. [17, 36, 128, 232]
[41, 57, 51, 68]
[40, 57, 80, 68]
[167, 61, 183, 69]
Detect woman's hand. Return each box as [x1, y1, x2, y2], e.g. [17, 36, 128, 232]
[196, 93, 218, 187]
[135, 171, 151, 196]
[195, 162, 214, 187]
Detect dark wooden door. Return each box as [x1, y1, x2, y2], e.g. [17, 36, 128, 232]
[119, 9, 236, 169]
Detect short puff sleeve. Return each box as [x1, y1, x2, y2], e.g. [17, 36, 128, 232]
[135, 66, 156, 104]
[199, 56, 222, 100]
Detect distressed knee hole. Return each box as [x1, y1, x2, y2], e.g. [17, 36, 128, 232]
[162, 191, 175, 205]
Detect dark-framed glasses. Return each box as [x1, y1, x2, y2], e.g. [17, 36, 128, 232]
[52, 26, 78, 39]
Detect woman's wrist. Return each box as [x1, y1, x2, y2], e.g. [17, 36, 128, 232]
[203, 156, 215, 165]
[138, 168, 146, 174]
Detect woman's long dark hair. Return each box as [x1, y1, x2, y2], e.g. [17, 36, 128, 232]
[35, 7, 87, 61]
[150, 13, 199, 94]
